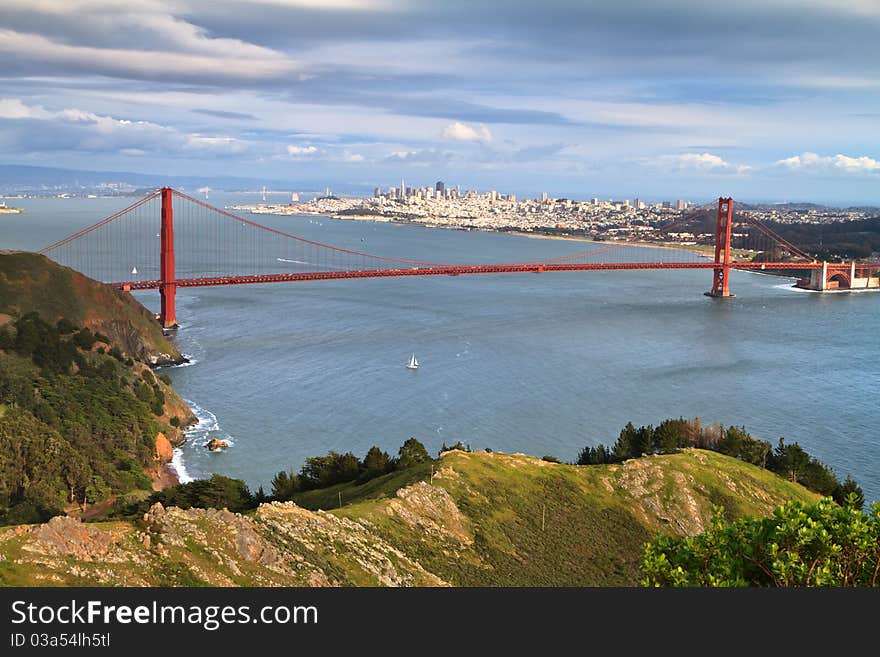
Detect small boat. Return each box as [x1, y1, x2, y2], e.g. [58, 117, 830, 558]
[406, 354, 419, 370]
[131, 266, 138, 275]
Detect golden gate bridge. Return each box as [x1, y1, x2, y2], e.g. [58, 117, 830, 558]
[39, 188, 880, 328]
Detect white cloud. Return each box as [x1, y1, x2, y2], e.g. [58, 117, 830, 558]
[186, 134, 249, 153]
[0, 97, 51, 119]
[775, 152, 880, 174]
[443, 121, 492, 143]
[341, 151, 364, 162]
[0, 28, 302, 82]
[286, 144, 318, 156]
[0, 98, 249, 155]
[652, 152, 751, 174]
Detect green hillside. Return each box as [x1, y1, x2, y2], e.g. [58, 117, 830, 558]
[0, 312, 195, 525]
[0, 449, 818, 586]
[0, 251, 182, 365]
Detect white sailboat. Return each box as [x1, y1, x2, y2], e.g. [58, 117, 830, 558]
[406, 354, 419, 370]
[131, 266, 138, 275]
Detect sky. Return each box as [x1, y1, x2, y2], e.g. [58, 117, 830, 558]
[1, 0, 879, 203]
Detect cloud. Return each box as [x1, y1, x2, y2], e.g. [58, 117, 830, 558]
[186, 134, 249, 153]
[0, 98, 249, 156]
[775, 152, 880, 174]
[341, 151, 364, 162]
[286, 144, 318, 156]
[192, 108, 258, 121]
[652, 152, 751, 174]
[443, 121, 492, 143]
[385, 148, 452, 165]
[0, 28, 303, 83]
[0, 97, 50, 119]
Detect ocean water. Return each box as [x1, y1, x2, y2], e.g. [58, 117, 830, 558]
[4, 193, 879, 503]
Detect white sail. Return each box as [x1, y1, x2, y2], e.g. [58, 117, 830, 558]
[406, 354, 418, 369]
[131, 266, 138, 274]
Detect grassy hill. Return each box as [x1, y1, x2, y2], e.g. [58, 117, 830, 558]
[0, 251, 182, 365]
[0, 449, 818, 586]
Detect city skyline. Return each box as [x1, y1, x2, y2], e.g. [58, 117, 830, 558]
[1, 1, 880, 203]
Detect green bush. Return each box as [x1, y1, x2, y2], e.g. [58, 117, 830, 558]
[641, 498, 880, 587]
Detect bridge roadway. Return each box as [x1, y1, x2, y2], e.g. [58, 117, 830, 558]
[114, 260, 845, 291]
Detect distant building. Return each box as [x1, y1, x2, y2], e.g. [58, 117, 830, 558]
[541, 192, 549, 203]
[676, 199, 688, 210]
[373, 187, 382, 198]
[591, 197, 599, 205]
[662, 201, 672, 209]
[435, 180, 445, 195]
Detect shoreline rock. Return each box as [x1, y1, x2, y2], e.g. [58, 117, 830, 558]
[207, 438, 229, 451]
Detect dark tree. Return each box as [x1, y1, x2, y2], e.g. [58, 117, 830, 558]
[362, 445, 391, 476]
[834, 476, 865, 510]
[396, 438, 430, 470]
[613, 422, 637, 461]
[271, 469, 301, 500]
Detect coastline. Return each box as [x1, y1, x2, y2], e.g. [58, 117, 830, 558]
[152, 463, 180, 490]
[315, 209, 722, 256]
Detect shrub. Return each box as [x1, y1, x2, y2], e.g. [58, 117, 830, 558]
[641, 498, 880, 587]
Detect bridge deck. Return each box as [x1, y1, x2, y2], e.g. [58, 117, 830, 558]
[114, 260, 838, 291]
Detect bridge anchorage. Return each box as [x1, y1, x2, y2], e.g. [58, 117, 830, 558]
[38, 187, 880, 329]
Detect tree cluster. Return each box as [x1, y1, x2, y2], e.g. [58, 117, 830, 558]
[271, 438, 430, 500]
[576, 417, 863, 507]
[147, 474, 261, 513]
[0, 314, 166, 524]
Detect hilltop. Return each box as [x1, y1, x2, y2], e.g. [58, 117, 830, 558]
[0, 449, 818, 586]
[0, 252, 183, 365]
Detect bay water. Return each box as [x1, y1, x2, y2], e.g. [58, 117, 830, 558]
[4, 193, 878, 503]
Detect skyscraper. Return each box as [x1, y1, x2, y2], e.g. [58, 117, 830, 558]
[435, 180, 445, 195]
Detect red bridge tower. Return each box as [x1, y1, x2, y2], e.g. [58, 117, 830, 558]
[159, 187, 177, 328]
[706, 196, 735, 298]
